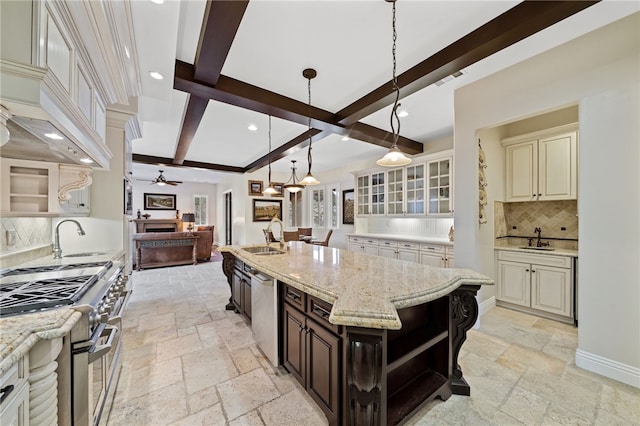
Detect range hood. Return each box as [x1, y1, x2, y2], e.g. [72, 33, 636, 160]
[1, 116, 97, 166]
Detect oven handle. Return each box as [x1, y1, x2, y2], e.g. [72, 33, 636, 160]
[88, 325, 118, 364]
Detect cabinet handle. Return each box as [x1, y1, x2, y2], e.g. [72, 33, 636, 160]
[532, 270, 536, 273]
[426, 247, 435, 250]
[0, 385, 14, 403]
[287, 289, 301, 302]
[311, 303, 331, 320]
[526, 269, 530, 272]
[402, 244, 411, 247]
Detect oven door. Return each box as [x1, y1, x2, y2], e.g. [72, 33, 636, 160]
[73, 322, 120, 426]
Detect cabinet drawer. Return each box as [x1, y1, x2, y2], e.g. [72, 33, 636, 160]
[419, 244, 445, 254]
[379, 239, 398, 249]
[283, 284, 306, 311]
[397, 241, 419, 250]
[497, 250, 571, 268]
[307, 295, 340, 335]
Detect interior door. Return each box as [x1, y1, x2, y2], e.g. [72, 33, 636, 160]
[224, 191, 232, 245]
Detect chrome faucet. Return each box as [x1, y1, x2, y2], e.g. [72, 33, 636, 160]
[53, 219, 86, 259]
[266, 216, 285, 249]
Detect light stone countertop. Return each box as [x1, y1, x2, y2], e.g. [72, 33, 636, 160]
[220, 242, 492, 330]
[347, 233, 454, 246]
[494, 245, 578, 257]
[0, 250, 125, 375]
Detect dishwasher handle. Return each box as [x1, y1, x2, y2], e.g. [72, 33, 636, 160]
[249, 272, 274, 287]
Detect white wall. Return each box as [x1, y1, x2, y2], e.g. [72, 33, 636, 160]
[454, 13, 639, 386]
[133, 180, 218, 240]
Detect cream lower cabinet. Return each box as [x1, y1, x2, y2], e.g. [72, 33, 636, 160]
[0, 355, 29, 426]
[348, 236, 378, 255]
[419, 244, 454, 268]
[378, 240, 419, 262]
[496, 250, 573, 320]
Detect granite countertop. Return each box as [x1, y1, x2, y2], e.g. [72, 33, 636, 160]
[220, 242, 492, 330]
[0, 250, 125, 375]
[347, 233, 454, 246]
[494, 245, 578, 257]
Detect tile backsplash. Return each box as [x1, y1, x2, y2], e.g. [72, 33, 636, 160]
[356, 216, 454, 238]
[1, 218, 52, 267]
[495, 200, 578, 240]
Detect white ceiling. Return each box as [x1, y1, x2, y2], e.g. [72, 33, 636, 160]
[129, 0, 639, 184]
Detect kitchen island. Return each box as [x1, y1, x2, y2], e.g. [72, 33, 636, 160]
[220, 242, 493, 426]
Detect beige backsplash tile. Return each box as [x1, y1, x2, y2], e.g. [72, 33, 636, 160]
[495, 200, 578, 241]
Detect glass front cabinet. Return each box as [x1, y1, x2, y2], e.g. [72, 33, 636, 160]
[387, 164, 425, 215]
[427, 155, 453, 215]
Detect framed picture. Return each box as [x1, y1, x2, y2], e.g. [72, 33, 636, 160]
[342, 189, 355, 224]
[270, 182, 284, 197]
[248, 180, 263, 196]
[253, 199, 282, 222]
[144, 193, 176, 210]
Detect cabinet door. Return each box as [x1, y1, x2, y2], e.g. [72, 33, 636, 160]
[497, 261, 531, 307]
[538, 131, 577, 200]
[282, 303, 306, 386]
[242, 278, 252, 321]
[0, 381, 29, 426]
[445, 251, 454, 268]
[531, 264, 572, 317]
[419, 252, 443, 267]
[506, 140, 537, 202]
[356, 175, 370, 216]
[370, 172, 385, 215]
[405, 164, 425, 214]
[427, 157, 452, 215]
[387, 168, 404, 215]
[232, 270, 243, 312]
[378, 245, 396, 259]
[363, 244, 379, 255]
[306, 318, 341, 423]
[397, 248, 419, 263]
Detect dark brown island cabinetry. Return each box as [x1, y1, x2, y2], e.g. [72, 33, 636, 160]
[231, 258, 251, 322]
[282, 285, 341, 424]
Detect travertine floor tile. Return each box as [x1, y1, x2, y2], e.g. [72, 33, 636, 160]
[168, 404, 227, 426]
[229, 410, 265, 426]
[137, 311, 176, 331]
[500, 386, 550, 425]
[187, 385, 220, 414]
[258, 388, 327, 426]
[498, 343, 567, 375]
[217, 368, 281, 421]
[156, 332, 203, 361]
[182, 347, 238, 394]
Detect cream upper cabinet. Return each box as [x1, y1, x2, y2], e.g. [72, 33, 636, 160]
[427, 155, 453, 215]
[356, 175, 370, 216]
[356, 172, 385, 216]
[387, 164, 426, 216]
[504, 125, 578, 202]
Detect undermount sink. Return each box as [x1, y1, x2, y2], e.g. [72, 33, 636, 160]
[519, 246, 555, 251]
[64, 252, 108, 258]
[242, 246, 286, 256]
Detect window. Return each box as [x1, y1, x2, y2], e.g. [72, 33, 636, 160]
[287, 191, 303, 227]
[194, 195, 208, 225]
[329, 184, 340, 229]
[310, 188, 325, 227]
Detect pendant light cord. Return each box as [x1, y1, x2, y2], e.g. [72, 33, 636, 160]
[306, 76, 313, 174]
[267, 115, 272, 183]
[390, 0, 401, 149]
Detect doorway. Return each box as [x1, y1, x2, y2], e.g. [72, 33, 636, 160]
[224, 191, 232, 245]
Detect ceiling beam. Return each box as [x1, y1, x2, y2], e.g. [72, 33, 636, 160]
[334, 0, 600, 125]
[133, 154, 244, 173]
[173, 0, 249, 165]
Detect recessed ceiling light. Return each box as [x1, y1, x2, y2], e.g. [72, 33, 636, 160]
[149, 71, 163, 80]
[150, 0, 164, 4]
[342, 136, 350, 141]
[248, 124, 257, 131]
[398, 110, 409, 118]
[80, 158, 93, 164]
[44, 132, 64, 140]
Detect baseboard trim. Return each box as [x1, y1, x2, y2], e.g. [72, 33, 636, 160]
[575, 348, 640, 388]
[473, 296, 496, 329]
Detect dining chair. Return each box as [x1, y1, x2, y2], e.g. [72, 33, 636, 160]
[263, 229, 278, 243]
[311, 229, 333, 247]
[297, 227, 312, 237]
[282, 230, 300, 242]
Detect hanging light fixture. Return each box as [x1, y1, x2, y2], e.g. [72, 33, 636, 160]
[377, 0, 412, 167]
[262, 115, 279, 195]
[300, 68, 320, 185]
[283, 160, 305, 193]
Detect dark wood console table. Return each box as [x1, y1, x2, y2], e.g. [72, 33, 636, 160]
[133, 234, 199, 270]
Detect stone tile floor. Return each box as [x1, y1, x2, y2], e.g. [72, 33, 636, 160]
[105, 261, 639, 425]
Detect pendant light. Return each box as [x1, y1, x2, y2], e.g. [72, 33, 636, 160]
[262, 115, 279, 195]
[300, 68, 320, 185]
[283, 160, 305, 193]
[377, 0, 412, 167]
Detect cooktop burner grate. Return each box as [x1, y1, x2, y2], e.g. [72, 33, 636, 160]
[0, 274, 98, 316]
[0, 261, 112, 277]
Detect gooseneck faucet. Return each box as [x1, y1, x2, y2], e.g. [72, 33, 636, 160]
[53, 219, 86, 259]
[266, 216, 285, 249]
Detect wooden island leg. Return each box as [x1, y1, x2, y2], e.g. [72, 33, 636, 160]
[450, 285, 480, 396]
[221, 252, 236, 310]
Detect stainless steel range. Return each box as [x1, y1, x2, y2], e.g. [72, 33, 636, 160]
[0, 258, 131, 425]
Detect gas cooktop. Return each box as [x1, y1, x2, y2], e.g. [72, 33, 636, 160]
[0, 261, 113, 317]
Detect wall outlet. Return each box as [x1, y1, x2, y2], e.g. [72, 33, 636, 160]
[6, 230, 16, 246]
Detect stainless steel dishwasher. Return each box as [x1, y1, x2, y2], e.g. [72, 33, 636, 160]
[249, 270, 278, 367]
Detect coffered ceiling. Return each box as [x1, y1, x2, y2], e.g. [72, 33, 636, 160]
[128, 0, 638, 184]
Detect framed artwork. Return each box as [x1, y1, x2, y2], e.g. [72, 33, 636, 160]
[270, 182, 284, 197]
[342, 189, 355, 224]
[144, 193, 176, 210]
[252, 199, 283, 221]
[248, 180, 263, 196]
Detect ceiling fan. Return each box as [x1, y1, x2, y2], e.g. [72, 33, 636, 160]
[149, 170, 182, 186]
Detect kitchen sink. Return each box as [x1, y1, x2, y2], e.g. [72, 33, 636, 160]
[519, 246, 555, 251]
[64, 252, 108, 258]
[242, 246, 286, 255]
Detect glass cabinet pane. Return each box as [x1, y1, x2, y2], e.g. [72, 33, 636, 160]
[427, 157, 452, 215]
